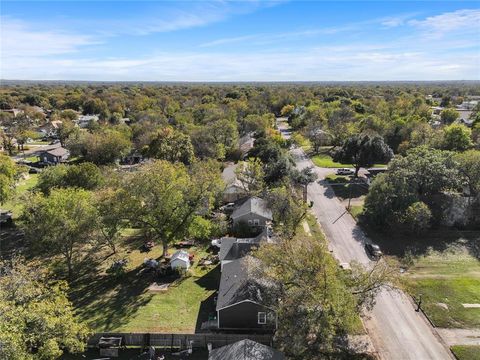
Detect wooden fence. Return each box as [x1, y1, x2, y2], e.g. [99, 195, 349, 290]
[88, 332, 273, 350]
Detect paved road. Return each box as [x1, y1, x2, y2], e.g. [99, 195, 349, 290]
[278, 120, 453, 360]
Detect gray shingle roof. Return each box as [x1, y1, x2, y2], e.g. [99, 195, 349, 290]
[45, 147, 69, 157]
[231, 197, 272, 221]
[219, 231, 267, 262]
[208, 339, 284, 360]
[216, 256, 270, 310]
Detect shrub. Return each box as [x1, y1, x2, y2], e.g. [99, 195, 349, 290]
[401, 201, 432, 234]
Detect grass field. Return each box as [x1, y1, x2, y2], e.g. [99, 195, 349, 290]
[312, 149, 354, 168]
[70, 236, 219, 333]
[403, 245, 480, 329]
[310, 147, 387, 169]
[451, 345, 480, 360]
[325, 175, 369, 200]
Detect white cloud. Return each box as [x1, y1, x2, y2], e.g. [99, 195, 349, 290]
[408, 9, 480, 38]
[0, 17, 98, 58]
[2, 46, 478, 81]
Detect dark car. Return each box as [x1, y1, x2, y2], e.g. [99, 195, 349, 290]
[365, 243, 382, 259]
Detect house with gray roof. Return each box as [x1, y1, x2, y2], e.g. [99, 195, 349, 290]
[39, 147, 69, 164]
[209, 339, 284, 360]
[216, 256, 276, 331]
[222, 163, 248, 203]
[231, 197, 273, 228]
[218, 230, 268, 271]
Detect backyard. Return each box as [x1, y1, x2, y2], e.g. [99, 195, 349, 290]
[70, 236, 220, 333]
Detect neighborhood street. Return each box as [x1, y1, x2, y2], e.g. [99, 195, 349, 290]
[278, 120, 453, 360]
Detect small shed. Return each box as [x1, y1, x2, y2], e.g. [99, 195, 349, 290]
[170, 250, 191, 270]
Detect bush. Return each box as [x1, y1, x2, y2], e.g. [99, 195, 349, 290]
[401, 201, 432, 234]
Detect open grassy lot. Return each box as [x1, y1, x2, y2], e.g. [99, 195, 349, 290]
[451, 345, 480, 360]
[70, 236, 219, 334]
[402, 245, 480, 329]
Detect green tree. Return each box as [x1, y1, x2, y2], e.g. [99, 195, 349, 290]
[254, 233, 358, 358]
[454, 150, 480, 196]
[67, 128, 132, 165]
[267, 186, 308, 239]
[21, 188, 99, 278]
[333, 134, 393, 177]
[0, 154, 18, 205]
[37, 163, 102, 195]
[122, 160, 222, 256]
[440, 108, 460, 124]
[0, 258, 90, 360]
[442, 123, 473, 151]
[401, 201, 432, 234]
[143, 127, 194, 164]
[234, 158, 265, 196]
[364, 147, 460, 226]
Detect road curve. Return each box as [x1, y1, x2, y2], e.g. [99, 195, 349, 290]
[278, 120, 453, 360]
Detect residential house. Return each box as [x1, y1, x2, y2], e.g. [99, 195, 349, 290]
[216, 256, 276, 331]
[170, 250, 191, 270]
[208, 339, 284, 360]
[239, 132, 255, 158]
[39, 147, 69, 164]
[222, 163, 248, 203]
[231, 197, 273, 228]
[76, 114, 99, 128]
[218, 231, 268, 271]
[38, 120, 63, 137]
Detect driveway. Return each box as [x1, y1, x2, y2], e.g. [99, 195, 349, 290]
[279, 119, 453, 360]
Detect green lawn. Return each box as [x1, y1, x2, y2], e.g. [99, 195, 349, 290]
[70, 238, 219, 334]
[310, 147, 387, 169]
[2, 174, 38, 218]
[451, 346, 480, 360]
[403, 246, 480, 329]
[348, 205, 364, 220]
[312, 151, 353, 168]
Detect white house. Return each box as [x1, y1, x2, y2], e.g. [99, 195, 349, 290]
[170, 250, 191, 270]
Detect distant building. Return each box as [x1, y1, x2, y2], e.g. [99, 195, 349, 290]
[216, 256, 276, 331]
[39, 147, 69, 164]
[231, 197, 273, 228]
[208, 339, 284, 360]
[76, 114, 99, 128]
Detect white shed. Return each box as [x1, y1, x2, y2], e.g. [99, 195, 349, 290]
[170, 250, 191, 270]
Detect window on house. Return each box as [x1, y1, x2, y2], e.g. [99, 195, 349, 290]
[258, 312, 267, 324]
[253, 219, 260, 226]
[248, 220, 253, 226]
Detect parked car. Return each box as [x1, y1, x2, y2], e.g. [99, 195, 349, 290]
[365, 243, 383, 259]
[336, 168, 354, 176]
[219, 202, 235, 212]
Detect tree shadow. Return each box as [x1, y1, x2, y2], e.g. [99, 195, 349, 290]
[359, 223, 480, 259]
[70, 263, 154, 331]
[194, 266, 220, 333]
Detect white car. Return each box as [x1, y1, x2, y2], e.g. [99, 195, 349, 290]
[336, 168, 354, 176]
[211, 239, 222, 248]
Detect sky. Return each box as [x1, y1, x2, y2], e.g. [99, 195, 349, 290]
[1, 1, 479, 81]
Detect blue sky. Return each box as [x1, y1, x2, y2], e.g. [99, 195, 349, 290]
[1, 1, 479, 81]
